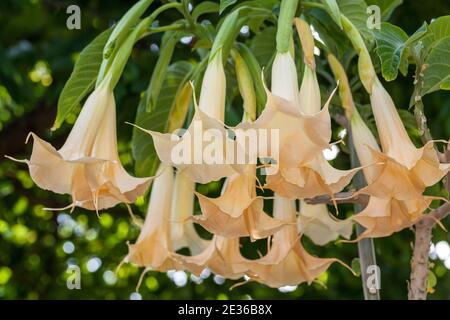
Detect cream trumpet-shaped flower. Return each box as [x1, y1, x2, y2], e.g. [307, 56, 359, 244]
[349, 84, 448, 201]
[327, 52, 441, 241]
[368, 77, 449, 190]
[253, 52, 332, 168]
[9, 75, 151, 212]
[191, 164, 286, 241]
[126, 166, 185, 272]
[348, 110, 435, 240]
[171, 170, 209, 255]
[297, 201, 353, 246]
[175, 236, 255, 280]
[260, 47, 358, 200]
[351, 196, 433, 241]
[132, 49, 241, 184]
[248, 196, 351, 288]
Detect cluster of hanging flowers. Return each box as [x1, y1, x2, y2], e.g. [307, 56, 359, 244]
[9, 0, 449, 291]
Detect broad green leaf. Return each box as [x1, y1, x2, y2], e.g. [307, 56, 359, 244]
[420, 36, 450, 96]
[53, 28, 112, 130]
[321, 0, 343, 29]
[219, 0, 238, 14]
[234, 0, 277, 32]
[132, 61, 193, 177]
[420, 16, 450, 54]
[395, 22, 428, 76]
[428, 15, 450, 42]
[374, 22, 408, 81]
[250, 26, 277, 67]
[366, 0, 403, 21]
[192, 1, 220, 22]
[307, 8, 350, 59]
[338, 0, 373, 41]
[146, 31, 182, 112]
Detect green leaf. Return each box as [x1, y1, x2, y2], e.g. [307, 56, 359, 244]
[402, 21, 428, 65]
[374, 22, 408, 81]
[421, 16, 450, 53]
[146, 31, 182, 112]
[428, 15, 450, 42]
[427, 270, 437, 290]
[338, 0, 373, 41]
[192, 1, 220, 22]
[308, 8, 350, 59]
[420, 36, 450, 96]
[321, 0, 343, 29]
[132, 61, 193, 177]
[366, 0, 403, 21]
[219, 0, 238, 14]
[351, 258, 361, 277]
[236, 0, 278, 33]
[250, 26, 277, 67]
[52, 28, 112, 130]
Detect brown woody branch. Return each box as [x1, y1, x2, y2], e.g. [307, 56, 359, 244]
[304, 191, 369, 206]
[408, 139, 450, 299]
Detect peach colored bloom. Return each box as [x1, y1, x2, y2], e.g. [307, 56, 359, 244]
[10, 75, 151, 213]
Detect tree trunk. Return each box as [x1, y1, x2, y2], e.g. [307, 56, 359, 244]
[408, 219, 433, 300]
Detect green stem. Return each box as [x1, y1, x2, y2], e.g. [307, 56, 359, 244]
[108, 19, 149, 89]
[101, 2, 184, 89]
[97, 0, 155, 86]
[179, 0, 195, 29]
[210, 9, 242, 62]
[276, 0, 299, 53]
[140, 22, 186, 39]
[301, 1, 325, 9]
[340, 14, 377, 94]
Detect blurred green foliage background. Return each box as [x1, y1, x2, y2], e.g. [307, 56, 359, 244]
[0, 0, 449, 300]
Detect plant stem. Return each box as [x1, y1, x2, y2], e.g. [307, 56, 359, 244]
[140, 22, 186, 39]
[349, 131, 381, 300]
[301, 2, 325, 9]
[409, 219, 433, 300]
[180, 0, 195, 29]
[276, 0, 299, 53]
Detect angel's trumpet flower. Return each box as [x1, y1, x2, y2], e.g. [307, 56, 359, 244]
[176, 236, 255, 280]
[191, 164, 286, 241]
[260, 19, 358, 201]
[248, 196, 350, 288]
[338, 16, 449, 196]
[327, 53, 440, 240]
[171, 171, 209, 255]
[352, 196, 433, 240]
[126, 166, 185, 272]
[134, 49, 241, 184]
[8, 75, 151, 212]
[349, 110, 435, 240]
[297, 201, 352, 246]
[368, 78, 449, 191]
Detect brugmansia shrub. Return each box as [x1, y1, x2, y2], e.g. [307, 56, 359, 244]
[6, 0, 450, 299]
